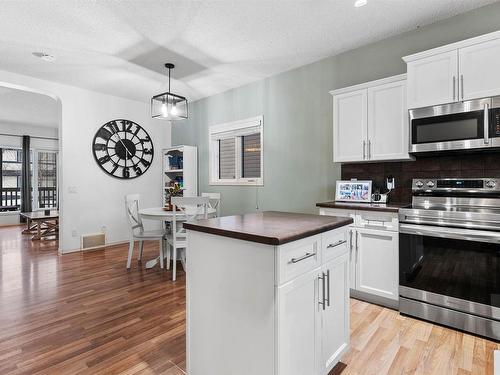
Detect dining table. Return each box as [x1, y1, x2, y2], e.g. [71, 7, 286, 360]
[139, 206, 217, 269]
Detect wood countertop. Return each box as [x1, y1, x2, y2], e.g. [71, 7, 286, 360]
[316, 201, 409, 213]
[183, 211, 353, 245]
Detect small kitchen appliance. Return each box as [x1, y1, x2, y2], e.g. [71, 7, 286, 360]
[398, 178, 500, 340]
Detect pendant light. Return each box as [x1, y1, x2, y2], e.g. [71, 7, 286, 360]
[151, 63, 188, 120]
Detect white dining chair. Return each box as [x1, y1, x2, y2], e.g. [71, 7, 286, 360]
[166, 196, 209, 281]
[201, 192, 221, 217]
[125, 194, 167, 270]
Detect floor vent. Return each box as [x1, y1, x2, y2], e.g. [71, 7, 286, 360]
[81, 232, 106, 251]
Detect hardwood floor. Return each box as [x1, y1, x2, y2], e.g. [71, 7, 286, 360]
[0, 225, 498, 374]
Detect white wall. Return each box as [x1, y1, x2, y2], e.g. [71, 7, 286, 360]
[0, 70, 171, 253]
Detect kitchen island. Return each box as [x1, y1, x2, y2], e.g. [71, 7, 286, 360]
[184, 211, 353, 375]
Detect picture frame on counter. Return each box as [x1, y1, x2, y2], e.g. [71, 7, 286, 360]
[335, 180, 372, 203]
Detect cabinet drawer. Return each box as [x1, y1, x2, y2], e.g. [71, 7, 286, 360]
[277, 235, 321, 285]
[322, 228, 349, 263]
[355, 211, 398, 232]
[318, 208, 355, 220]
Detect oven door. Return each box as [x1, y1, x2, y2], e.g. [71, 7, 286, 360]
[399, 223, 500, 320]
[410, 98, 491, 153]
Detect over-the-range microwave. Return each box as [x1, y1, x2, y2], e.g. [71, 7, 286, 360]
[409, 96, 500, 153]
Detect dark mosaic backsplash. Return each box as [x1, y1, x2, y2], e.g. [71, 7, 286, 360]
[341, 152, 500, 204]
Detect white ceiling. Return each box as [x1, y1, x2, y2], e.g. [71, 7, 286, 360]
[0, 0, 496, 103]
[0, 86, 58, 129]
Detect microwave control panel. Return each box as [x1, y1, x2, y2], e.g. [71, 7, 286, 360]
[492, 108, 500, 136]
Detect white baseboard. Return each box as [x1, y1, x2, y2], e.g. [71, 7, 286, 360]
[59, 239, 129, 255]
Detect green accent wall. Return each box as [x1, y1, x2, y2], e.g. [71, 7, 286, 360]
[172, 2, 500, 216]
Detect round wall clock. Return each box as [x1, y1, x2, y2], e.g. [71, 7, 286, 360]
[92, 119, 154, 179]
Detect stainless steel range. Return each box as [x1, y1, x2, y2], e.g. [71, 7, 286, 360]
[398, 178, 500, 340]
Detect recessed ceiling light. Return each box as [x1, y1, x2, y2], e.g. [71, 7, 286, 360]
[354, 0, 367, 7]
[32, 52, 56, 62]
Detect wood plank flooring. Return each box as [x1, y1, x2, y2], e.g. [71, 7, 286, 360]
[0, 225, 498, 374]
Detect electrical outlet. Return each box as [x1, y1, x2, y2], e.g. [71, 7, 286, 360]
[71, 229, 78, 237]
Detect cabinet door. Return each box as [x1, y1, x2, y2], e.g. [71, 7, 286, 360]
[355, 228, 399, 300]
[333, 89, 367, 162]
[459, 38, 500, 100]
[406, 50, 458, 109]
[367, 80, 410, 161]
[320, 252, 350, 374]
[277, 267, 321, 375]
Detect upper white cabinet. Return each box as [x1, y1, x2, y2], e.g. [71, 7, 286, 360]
[406, 50, 458, 109]
[367, 80, 408, 161]
[404, 31, 500, 109]
[459, 38, 500, 100]
[333, 89, 367, 162]
[331, 74, 410, 163]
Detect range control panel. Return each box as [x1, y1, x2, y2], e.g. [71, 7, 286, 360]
[413, 178, 500, 191]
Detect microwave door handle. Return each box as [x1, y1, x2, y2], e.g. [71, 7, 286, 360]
[484, 103, 489, 145]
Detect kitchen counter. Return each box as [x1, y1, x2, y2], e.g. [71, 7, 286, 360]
[316, 201, 408, 213]
[186, 211, 352, 374]
[183, 210, 353, 245]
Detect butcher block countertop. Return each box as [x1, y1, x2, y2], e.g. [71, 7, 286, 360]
[183, 211, 353, 245]
[316, 201, 409, 213]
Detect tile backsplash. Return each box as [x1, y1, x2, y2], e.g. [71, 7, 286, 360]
[341, 152, 500, 204]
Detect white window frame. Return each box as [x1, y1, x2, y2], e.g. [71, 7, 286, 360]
[209, 115, 264, 186]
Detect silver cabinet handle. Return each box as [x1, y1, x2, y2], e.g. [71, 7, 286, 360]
[290, 252, 315, 264]
[327, 239, 347, 249]
[355, 231, 359, 262]
[349, 229, 353, 261]
[453, 76, 456, 101]
[368, 140, 371, 159]
[362, 140, 366, 160]
[461, 74, 464, 100]
[484, 103, 489, 145]
[318, 273, 326, 310]
[326, 269, 330, 307]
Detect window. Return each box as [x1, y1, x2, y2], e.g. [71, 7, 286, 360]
[209, 116, 263, 185]
[35, 151, 58, 209]
[1, 148, 23, 211]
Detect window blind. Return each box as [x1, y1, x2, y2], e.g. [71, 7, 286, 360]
[242, 133, 261, 178]
[219, 138, 236, 179]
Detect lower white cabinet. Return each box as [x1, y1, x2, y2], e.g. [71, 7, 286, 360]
[320, 253, 350, 373]
[277, 232, 350, 375]
[187, 225, 350, 375]
[319, 207, 399, 305]
[277, 267, 320, 375]
[355, 228, 399, 300]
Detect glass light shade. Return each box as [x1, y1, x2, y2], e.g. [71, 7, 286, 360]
[151, 92, 188, 120]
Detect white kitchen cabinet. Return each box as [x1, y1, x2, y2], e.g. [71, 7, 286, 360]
[187, 222, 351, 375]
[368, 80, 408, 161]
[404, 31, 500, 109]
[459, 38, 500, 100]
[333, 89, 367, 162]
[355, 228, 399, 301]
[319, 207, 399, 306]
[320, 253, 350, 374]
[277, 267, 320, 375]
[406, 50, 458, 109]
[331, 74, 411, 163]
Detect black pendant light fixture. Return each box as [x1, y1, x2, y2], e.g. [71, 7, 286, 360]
[151, 63, 188, 121]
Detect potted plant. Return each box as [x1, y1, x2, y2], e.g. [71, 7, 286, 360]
[164, 182, 182, 211]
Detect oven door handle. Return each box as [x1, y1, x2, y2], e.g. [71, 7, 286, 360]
[400, 223, 500, 244]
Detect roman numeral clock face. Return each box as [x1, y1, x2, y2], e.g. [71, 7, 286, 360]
[92, 119, 154, 179]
